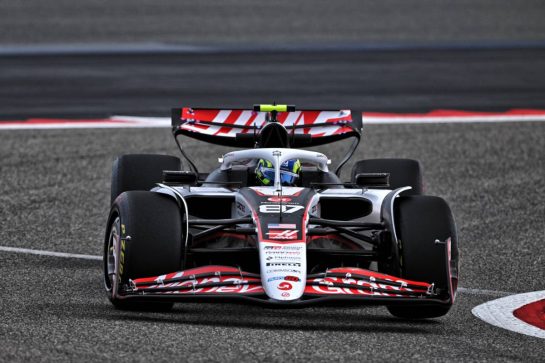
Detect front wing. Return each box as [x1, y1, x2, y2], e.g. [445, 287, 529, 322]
[119, 266, 450, 307]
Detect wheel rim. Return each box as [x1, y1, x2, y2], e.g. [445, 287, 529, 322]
[104, 216, 120, 296]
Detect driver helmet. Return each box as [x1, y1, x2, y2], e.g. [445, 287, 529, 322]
[256, 159, 301, 186]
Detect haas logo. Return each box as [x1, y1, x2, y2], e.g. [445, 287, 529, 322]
[277, 282, 293, 291]
[266, 230, 298, 240]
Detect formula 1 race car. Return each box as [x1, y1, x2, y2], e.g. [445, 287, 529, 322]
[103, 104, 459, 318]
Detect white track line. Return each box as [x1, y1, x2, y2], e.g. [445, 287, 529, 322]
[361, 115, 545, 124]
[110, 116, 169, 123]
[0, 246, 102, 261]
[472, 291, 545, 339]
[0, 117, 170, 130]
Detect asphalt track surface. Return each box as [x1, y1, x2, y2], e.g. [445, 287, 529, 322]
[1, 47, 545, 360]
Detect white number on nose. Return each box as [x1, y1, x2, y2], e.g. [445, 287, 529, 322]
[259, 205, 305, 214]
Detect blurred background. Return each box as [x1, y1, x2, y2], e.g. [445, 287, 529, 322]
[2, 0, 545, 44]
[1, 0, 545, 118]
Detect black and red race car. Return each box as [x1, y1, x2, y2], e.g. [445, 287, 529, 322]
[103, 104, 459, 318]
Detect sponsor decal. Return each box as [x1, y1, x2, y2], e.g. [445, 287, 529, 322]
[266, 262, 301, 267]
[268, 223, 297, 229]
[266, 257, 302, 263]
[279, 245, 304, 250]
[265, 251, 301, 256]
[236, 202, 246, 213]
[267, 276, 284, 282]
[306, 277, 414, 296]
[281, 292, 291, 297]
[279, 256, 302, 261]
[266, 230, 298, 240]
[259, 205, 305, 214]
[145, 277, 264, 294]
[268, 196, 292, 203]
[266, 269, 300, 274]
[284, 275, 300, 282]
[278, 282, 293, 291]
[263, 244, 303, 251]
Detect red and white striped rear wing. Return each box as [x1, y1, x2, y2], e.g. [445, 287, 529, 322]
[171, 107, 362, 147]
[119, 266, 451, 306]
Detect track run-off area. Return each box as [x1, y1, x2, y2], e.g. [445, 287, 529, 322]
[1, 47, 544, 360]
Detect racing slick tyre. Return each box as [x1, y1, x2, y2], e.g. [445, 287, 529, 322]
[387, 195, 459, 319]
[104, 191, 184, 311]
[110, 154, 181, 204]
[351, 159, 423, 195]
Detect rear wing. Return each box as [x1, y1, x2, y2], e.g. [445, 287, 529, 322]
[171, 107, 362, 148]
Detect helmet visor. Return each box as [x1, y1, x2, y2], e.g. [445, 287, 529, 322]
[280, 171, 299, 185]
[261, 167, 298, 185]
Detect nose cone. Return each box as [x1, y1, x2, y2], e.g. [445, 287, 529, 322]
[259, 242, 307, 301]
[238, 186, 314, 301]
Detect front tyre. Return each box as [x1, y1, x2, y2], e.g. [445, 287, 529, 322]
[104, 191, 185, 310]
[387, 195, 459, 319]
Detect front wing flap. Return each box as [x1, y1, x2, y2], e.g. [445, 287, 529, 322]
[119, 266, 449, 306]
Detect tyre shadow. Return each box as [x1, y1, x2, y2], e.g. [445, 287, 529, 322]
[49, 301, 441, 334]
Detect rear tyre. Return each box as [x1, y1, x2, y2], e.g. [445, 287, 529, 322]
[386, 195, 459, 319]
[104, 191, 185, 311]
[351, 159, 423, 195]
[110, 154, 181, 204]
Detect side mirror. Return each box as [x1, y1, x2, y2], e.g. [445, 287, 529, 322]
[163, 170, 198, 185]
[355, 173, 390, 188]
